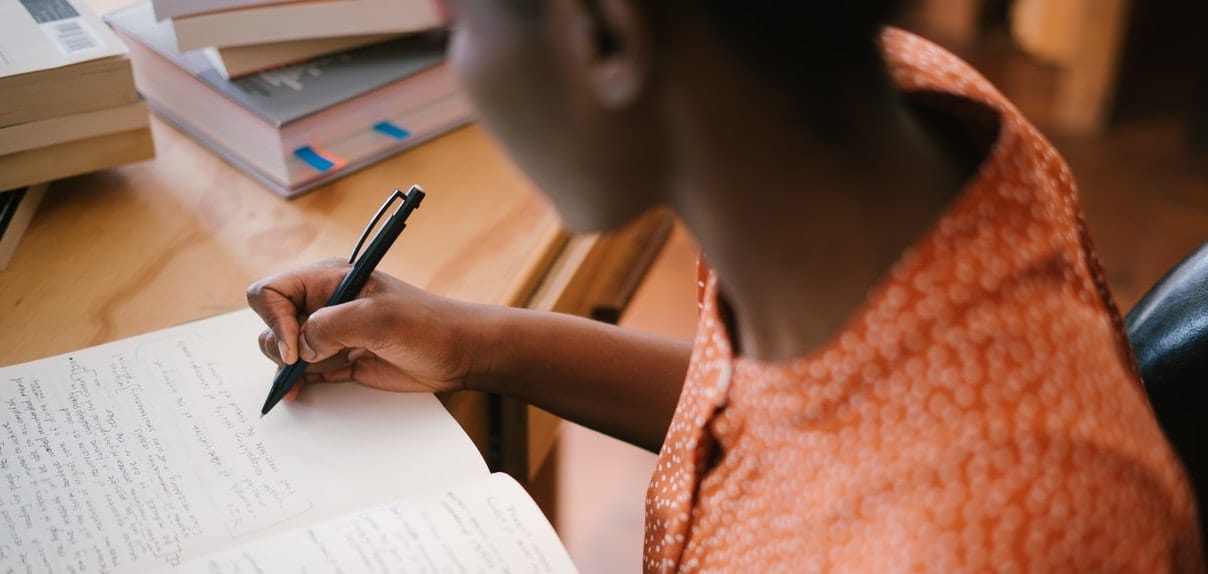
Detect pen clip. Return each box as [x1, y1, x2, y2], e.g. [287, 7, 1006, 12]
[349, 188, 409, 264]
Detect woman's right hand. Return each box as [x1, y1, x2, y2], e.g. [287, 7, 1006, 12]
[246, 258, 495, 397]
[247, 259, 689, 453]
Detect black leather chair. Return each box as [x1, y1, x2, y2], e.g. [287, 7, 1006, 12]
[1125, 242, 1208, 546]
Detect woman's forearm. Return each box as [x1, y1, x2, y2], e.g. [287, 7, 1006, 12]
[469, 306, 691, 453]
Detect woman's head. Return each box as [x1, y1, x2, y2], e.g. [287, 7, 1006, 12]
[447, 0, 906, 232]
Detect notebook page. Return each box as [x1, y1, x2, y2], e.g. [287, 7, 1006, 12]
[172, 472, 578, 574]
[0, 309, 488, 573]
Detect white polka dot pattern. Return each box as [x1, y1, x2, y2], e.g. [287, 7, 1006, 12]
[643, 28, 1203, 573]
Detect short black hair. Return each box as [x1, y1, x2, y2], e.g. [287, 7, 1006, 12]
[698, 1, 907, 65]
[693, 1, 910, 136]
[502, 0, 907, 98]
[504, 1, 904, 46]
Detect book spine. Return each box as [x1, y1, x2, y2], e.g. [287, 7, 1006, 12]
[0, 183, 49, 271]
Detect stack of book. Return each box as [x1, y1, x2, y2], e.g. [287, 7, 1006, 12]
[0, 0, 155, 268]
[108, 0, 469, 198]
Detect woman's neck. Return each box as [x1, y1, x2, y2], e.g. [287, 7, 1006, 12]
[663, 59, 970, 361]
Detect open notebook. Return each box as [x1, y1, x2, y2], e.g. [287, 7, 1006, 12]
[0, 310, 577, 573]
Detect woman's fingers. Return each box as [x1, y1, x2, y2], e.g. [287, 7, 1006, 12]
[296, 299, 389, 363]
[246, 258, 354, 363]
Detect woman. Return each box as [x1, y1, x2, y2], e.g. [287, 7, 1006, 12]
[248, 0, 1203, 570]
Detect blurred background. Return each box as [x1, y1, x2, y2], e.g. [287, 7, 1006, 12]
[557, 0, 1208, 571]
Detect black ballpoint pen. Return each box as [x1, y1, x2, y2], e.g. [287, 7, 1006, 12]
[261, 186, 425, 416]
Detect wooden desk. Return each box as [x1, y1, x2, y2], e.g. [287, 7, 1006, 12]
[0, 17, 673, 495]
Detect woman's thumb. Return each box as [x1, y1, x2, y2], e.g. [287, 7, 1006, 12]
[298, 299, 380, 362]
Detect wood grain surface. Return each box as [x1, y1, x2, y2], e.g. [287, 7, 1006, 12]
[0, 119, 564, 366]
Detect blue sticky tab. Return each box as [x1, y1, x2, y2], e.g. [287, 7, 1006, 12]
[294, 146, 335, 172]
[373, 121, 411, 140]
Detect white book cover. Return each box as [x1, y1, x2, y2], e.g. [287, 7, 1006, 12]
[0, 0, 126, 79]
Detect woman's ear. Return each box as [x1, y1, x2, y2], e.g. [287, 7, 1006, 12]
[567, 0, 652, 109]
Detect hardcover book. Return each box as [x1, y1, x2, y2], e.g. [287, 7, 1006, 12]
[168, 0, 443, 51]
[106, 3, 471, 197]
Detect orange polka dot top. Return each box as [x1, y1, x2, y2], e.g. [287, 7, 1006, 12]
[643, 29, 1203, 573]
